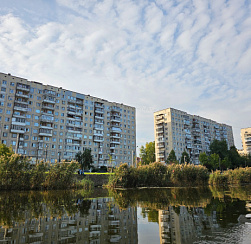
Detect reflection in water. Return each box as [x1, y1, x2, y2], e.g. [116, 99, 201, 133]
[0, 186, 250, 243]
[0, 189, 138, 243]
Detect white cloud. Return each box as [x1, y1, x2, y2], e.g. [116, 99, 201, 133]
[0, 0, 250, 149]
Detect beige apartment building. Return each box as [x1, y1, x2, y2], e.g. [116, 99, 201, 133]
[0, 72, 136, 167]
[154, 108, 234, 164]
[240, 127, 251, 155]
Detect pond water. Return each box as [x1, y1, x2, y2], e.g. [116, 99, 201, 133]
[0, 186, 250, 244]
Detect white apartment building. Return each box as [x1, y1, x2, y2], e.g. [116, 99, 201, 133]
[154, 108, 234, 164]
[240, 127, 251, 155]
[0, 72, 136, 167]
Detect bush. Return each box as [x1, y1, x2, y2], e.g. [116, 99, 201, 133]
[107, 162, 209, 188]
[209, 167, 251, 186]
[76, 178, 94, 190]
[0, 150, 80, 190]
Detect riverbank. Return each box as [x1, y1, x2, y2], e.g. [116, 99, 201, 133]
[107, 162, 251, 188]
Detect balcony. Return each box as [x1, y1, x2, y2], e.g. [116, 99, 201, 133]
[93, 136, 104, 142]
[11, 128, 25, 134]
[94, 124, 104, 130]
[15, 92, 29, 98]
[93, 130, 104, 136]
[94, 119, 104, 125]
[76, 99, 83, 105]
[157, 143, 165, 148]
[110, 133, 120, 139]
[11, 120, 26, 126]
[111, 107, 121, 112]
[39, 129, 52, 137]
[17, 84, 30, 92]
[94, 103, 104, 109]
[43, 97, 55, 104]
[110, 127, 122, 133]
[94, 114, 104, 120]
[186, 144, 192, 149]
[95, 108, 104, 114]
[110, 139, 120, 144]
[40, 125, 53, 129]
[13, 106, 28, 112]
[156, 120, 164, 125]
[14, 100, 28, 105]
[40, 115, 54, 122]
[110, 116, 121, 122]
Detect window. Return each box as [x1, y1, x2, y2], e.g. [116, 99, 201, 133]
[10, 82, 14, 86]
[6, 110, 11, 114]
[36, 109, 40, 113]
[34, 123, 39, 126]
[3, 132, 7, 137]
[5, 117, 10, 122]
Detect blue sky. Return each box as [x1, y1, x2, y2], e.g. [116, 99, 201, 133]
[0, 0, 251, 149]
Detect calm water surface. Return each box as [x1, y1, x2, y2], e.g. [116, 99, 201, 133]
[0, 186, 250, 243]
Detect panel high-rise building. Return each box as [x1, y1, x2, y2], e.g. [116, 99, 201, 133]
[0, 72, 136, 167]
[240, 127, 251, 155]
[154, 108, 234, 164]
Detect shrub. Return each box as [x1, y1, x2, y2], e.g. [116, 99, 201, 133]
[208, 170, 228, 186]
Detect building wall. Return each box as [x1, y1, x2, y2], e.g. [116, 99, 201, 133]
[240, 127, 251, 155]
[154, 108, 234, 164]
[0, 72, 136, 167]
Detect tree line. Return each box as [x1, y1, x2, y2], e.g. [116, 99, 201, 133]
[139, 139, 251, 170]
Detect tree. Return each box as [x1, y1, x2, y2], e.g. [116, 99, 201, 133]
[166, 149, 178, 164]
[180, 151, 190, 164]
[75, 149, 94, 170]
[209, 139, 228, 160]
[199, 152, 213, 171]
[139, 142, 155, 165]
[209, 153, 220, 170]
[227, 146, 241, 169]
[0, 144, 13, 157]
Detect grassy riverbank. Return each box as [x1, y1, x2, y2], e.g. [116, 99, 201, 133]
[107, 162, 251, 188]
[0, 152, 82, 190]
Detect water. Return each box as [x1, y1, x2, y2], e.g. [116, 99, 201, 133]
[0, 186, 250, 243]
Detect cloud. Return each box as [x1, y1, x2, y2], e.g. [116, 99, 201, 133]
[0, 0, 251, 149]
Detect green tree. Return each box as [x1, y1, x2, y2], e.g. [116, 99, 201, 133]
[166, 149, 178, 164]
[0, 144, 13, 158]
[209, 153, 220, 170]
[139, 142, 155, 165]
[210, 139, 228, 160]
[75, 149, 93, 170]
[180, 151, 190, 164]
[227, 146, 241, 169]
[199, 152, 213, 171]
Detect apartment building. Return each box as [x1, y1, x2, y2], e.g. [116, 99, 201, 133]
[0, 72, 136, 167]
[240, 127, 251, 155]
[154, 108, 234, 164]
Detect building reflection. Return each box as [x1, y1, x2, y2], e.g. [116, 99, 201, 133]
[0, 197, 138, 243]
[158, 206, 218, 244]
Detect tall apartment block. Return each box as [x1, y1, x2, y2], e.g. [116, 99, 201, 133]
[0, 72, 136, 167]
[154, 108, 234, 164]
[240, 127, 251, 155]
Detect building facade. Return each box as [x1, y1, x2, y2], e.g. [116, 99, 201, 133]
[240, 127, 251, 155]
[154, 108, 234, 164]
[0, 72, 136, 167]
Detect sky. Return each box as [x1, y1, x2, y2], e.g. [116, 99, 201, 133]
[0, 0, 251, 150]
